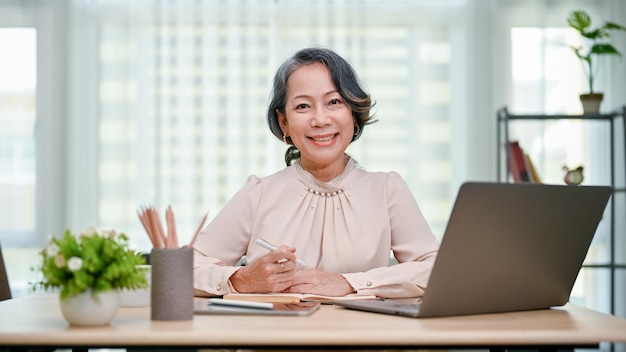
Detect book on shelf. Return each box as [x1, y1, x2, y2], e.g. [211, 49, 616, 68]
[524, 153, 542, 184]
[222, 292, 378, 304]
[507, 141, 531, 182]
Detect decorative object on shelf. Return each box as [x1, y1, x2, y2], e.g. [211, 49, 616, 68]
[563, 165, 584, 185]
[567, 9, 626, 114]
[32, 227, 148, 326]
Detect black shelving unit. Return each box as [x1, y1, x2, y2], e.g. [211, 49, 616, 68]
[496, 105, 626, 317]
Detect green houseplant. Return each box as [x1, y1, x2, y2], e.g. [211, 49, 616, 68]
[567, 9, 626, 113]
[34, 227, 148, 300]
[33, 227, 149, 325]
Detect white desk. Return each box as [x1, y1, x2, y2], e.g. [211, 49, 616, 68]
[1, 294, 626, 350]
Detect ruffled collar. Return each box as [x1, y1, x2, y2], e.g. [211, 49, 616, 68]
[294, 157, 357, 196]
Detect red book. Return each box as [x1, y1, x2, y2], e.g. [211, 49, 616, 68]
[507, 141, 530, 182]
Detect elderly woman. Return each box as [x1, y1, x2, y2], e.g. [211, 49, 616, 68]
[193, 47, 439, 299]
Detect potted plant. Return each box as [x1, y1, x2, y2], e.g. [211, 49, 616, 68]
[32, 227, 148, 325]
[567, 9, 626, 114]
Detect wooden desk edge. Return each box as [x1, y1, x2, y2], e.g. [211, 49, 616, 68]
[0, 295, 625, 349]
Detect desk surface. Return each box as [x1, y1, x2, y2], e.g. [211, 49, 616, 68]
[1, 294, 626, 349]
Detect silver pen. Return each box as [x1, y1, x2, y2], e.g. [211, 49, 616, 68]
[255, 238, 309, 268]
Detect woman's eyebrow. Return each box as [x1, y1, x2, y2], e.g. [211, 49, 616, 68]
[291, 90, 339, 101]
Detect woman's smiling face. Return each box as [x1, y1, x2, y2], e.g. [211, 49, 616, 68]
[278, 62, 354, 178]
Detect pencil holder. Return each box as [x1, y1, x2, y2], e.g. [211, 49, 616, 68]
[150, 247, 193, 321]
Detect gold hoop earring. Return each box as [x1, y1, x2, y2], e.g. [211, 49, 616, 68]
[282, 134, 289, 144]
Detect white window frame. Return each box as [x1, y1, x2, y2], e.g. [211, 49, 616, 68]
[0, 2, 67, 248]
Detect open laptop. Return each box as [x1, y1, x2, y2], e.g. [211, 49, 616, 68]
[332, 182, 612, 318]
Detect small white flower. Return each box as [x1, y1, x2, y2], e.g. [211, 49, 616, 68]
[101, 228, 117, 239]
[54, 255, 66, 268]
[67, 257, 83, 272]
[81, 227, 97, 237]
[45, 243, 60, 257]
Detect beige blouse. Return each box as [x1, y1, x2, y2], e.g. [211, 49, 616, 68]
[193, 158, 439, 298]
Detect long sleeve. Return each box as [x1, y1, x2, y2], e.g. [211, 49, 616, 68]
[192, 176, 263, 296]
[192, 161, 439, 298]
[341, 172, 439, 298]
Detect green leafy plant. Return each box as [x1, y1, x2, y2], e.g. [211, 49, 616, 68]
[33, 228, 148, 301]
[567, 9, 626, 93]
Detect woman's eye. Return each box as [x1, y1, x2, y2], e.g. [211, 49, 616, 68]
[329, 99, 342, 105]
[295, 103, 309, 110]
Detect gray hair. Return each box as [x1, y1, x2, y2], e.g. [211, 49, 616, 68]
[267, 47, 376, 166]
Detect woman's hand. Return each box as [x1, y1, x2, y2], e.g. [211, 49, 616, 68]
[283, 268, 356, 297]
[229, 245, 297, 293]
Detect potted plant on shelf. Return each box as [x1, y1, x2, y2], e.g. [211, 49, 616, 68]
[32, 227, 148, 326]
[567, 9, 626, 114]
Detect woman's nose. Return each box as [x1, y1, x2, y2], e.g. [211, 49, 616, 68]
[311, 107, 330, 126]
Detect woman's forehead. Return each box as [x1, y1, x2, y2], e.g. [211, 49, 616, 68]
[286, 63, 336, 98]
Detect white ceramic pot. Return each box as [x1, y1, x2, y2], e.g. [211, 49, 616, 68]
[59, 289, 120, 326]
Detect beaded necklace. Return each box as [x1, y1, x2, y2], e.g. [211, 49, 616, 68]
[295, 157, 355, 197]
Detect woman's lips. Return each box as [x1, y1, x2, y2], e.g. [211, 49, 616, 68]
[309, 133, 337, 143]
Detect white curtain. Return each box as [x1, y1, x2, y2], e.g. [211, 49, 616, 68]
[64, 0, 475, 250]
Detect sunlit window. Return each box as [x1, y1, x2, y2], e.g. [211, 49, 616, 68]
[0, 28, 37, 245]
